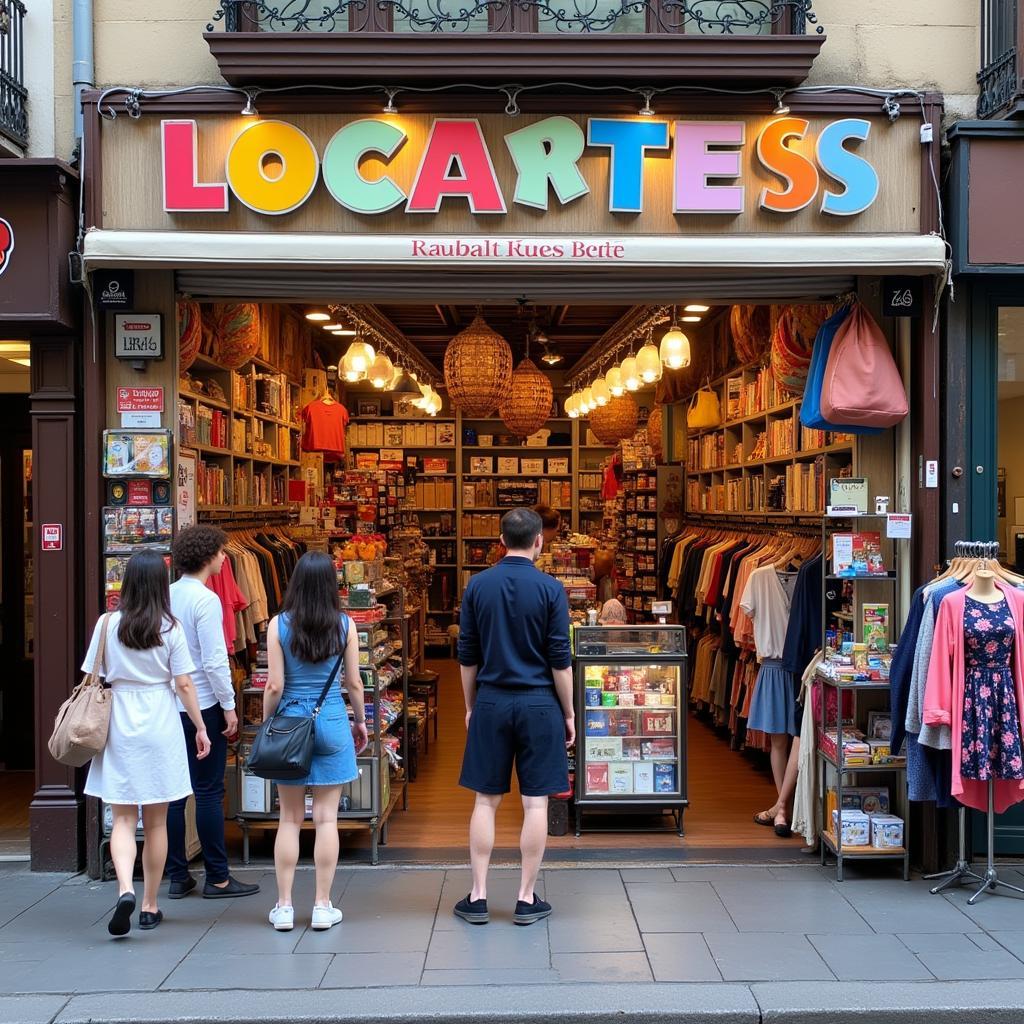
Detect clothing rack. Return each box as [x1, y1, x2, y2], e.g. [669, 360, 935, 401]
[682, 514, 821, 537]
[198, 509, 296, 526]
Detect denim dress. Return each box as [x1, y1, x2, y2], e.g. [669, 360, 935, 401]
[273, 613, 358, 788]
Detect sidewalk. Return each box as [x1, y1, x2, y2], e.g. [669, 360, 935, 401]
[1, 861, 1023, 1023]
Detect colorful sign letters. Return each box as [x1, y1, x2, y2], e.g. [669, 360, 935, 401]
[161, 115, 880, 220]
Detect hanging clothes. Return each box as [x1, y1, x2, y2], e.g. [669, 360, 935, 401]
[301, 398, 350, 461]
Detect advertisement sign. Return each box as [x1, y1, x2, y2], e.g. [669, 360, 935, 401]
[114, 315, 163, 361]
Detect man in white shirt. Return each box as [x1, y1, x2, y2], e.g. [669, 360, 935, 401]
[166, 526, 259, 900]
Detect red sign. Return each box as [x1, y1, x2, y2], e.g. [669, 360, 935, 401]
[127, 480, 153, 506]
[0, 217, 12, 278]
[116, 386, 164, 413]
[41, 523, 63, 551]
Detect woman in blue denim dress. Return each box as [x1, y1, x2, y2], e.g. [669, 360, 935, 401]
[262, 552, 368, 932]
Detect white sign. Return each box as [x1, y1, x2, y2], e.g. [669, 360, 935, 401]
[120, 411, 161, 428]
[886, 514, 913, 539]
[925, 460, 939, 488]
[177, 450, 196, 528]
[114, 314, 163, 360]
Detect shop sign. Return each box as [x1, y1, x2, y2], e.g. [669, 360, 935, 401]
[0, 216, 12, 278]
[95, 270, 134, 309]
[114, 314, 162, 360]
[161, 115, 881, 220]
[881, 276, 923, 318]
[116, 386, 164, 413]
[177, 450, 196, 528]
[41, 524, 63, 551]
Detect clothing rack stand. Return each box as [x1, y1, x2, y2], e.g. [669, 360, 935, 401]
[967, 780, 1024, 904]
[924, 807, 985, 894]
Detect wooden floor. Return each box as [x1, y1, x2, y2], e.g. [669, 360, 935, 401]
[384, 660, 802, 855]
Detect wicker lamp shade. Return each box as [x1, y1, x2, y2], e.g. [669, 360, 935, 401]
[444, 315, 513, 417]
[590, 394, 639, 445]
[500, 358, 553, 438]
[647, 404, 664, 460]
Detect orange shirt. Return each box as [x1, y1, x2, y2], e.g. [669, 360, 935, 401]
[301, 399, 350, 461]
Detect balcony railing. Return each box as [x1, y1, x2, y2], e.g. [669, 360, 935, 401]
[207, 0, 822, 35]
[0, 0, 26, 148]
[979, 0, 1023, 117]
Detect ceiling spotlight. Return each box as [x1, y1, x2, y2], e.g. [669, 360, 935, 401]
[681, 315, 702, 323]
[882, 95, 901, 122]
[638, 90, 655, 117]
[772, 90, 790, 117]
[321, 323, 342, 331]
[306, 311, 331, 322]
[684, 304, 710, 313]
[241, 91, 259, 118]
[540, 347, 563, 366]
[383, 89, 398, 115]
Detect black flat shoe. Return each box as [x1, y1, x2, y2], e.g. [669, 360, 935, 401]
[453, 894, 489, 924]
[167, 877, 197, 900]
[203, 876, 260, 899]
[513, 894, 552, 926]
[139, 910, 163, 930]
[774, 821, 793, 838]
[108, 893, 135, 937]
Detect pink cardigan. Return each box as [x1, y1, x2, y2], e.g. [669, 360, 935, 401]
[923, 580, 1024, 813]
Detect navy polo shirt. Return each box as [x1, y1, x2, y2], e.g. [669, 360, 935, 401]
[457, 556, 572, 688]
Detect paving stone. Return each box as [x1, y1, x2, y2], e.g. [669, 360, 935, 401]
[547, 892, 643, 953]
[11, 946, 179, 994]
[835, 879, 979, 933]
[672, 867, 776, 884]
[162, 952, 332, 990]
[320, 951, 425, 988]
[898, 932, 990, 955]
[551, 952, 653, 983]
[705, 932, 834, 982]
[187, 915, 305, 954]
[619, 869, 676, 884]
[807, 934, 934, 981]
[914, 946, 1024, 981]
[542, 869, 625, 895]
[436, 871, 545, 930]
[941, 888, 1024, 932]
[425, 921, 550, 971]
[643, 933, 722, 982]
[989, 931, 1024, 962]
[712, 880, 871, 934]
[0, 995, 70, 1024]
[627, 882, 736, 934]
[420, 968, 564, 986]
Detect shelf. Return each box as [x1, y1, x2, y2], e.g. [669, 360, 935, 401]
[464, 473, 573, 479]
[819, 830, 906, 859]
[818, 750, 907, 774]
[465, 446, 572, 452]
[825, 572, 897, 582]
[422, 535, 457, 540]
[351, 416, 456, 423]
[187, 442, 233, 457]
[689, 397, 801, 436]
[430, 563, 458, 568]
[686, 443, 854, 478]
[179, 390, 231, 412]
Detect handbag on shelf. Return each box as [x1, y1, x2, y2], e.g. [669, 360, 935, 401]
[246, 619, 348, 781]
[686, 387, 721, 430]
[48, 614, 113, 768]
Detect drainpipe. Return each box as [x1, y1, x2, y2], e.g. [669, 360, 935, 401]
[72, 0, 94, 153]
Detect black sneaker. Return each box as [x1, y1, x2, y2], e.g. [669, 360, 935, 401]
[167, 876, 197, 900]
[107, 893, 135, 937]
[203, 876, 261, 899]
[453, 894, 489, 924]
[513, 894, 552, 926]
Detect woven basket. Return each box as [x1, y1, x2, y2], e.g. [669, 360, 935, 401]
[214, 302, 261, 370]
[729, 305, 771, 364]
[500, 358, 553, 439]
[647, 404, 664, 461]
[177, 299, 202, 372]
[444, 315, 513, 417]
[591, 395, 639, 445]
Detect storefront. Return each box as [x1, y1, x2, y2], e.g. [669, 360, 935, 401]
[64, 86, 951, 872]
[0, 159, 81, 870]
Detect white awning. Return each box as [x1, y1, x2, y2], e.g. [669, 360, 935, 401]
[83, 230, 948, 275]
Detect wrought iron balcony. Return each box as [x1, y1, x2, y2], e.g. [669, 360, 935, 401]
[0, 0, 27, 149]
[208, 0, 822, 35]
[979, 0, 1024, 117]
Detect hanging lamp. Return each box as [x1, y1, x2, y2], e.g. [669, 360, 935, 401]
[592, 375, 611, 407]
[606, 365, 624, 397]
[368, 351, 394, 389]
[621, 353, 641, 392]
[636, 329, 663, 384]
[342, 337, 376, 382]
[444, 313, 513, 417]
[590, 394, 640, 445]
[659, 307, 691, 370]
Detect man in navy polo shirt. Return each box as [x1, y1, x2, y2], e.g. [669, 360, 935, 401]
[454, 507, 575, 927]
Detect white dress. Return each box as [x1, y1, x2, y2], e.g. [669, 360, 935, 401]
[82, 612, 197, 805]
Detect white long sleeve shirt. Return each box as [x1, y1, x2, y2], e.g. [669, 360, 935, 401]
[170, 575, 235, 711]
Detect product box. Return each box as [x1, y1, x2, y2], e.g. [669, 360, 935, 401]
[641, 739, 676, 759]
[610, 763, 633, 793]
[601, 691, 618, 707]
[394, 396, 425, 417]
[521, 458, 544, 475]
[633, 762, 655, 793]
[498, 457, 519, 474]
[241, 772, 273, 814]
[585, 709, 610, 736]
[654, 763, 677, 793]
[829, 476, 869, 513]
[870, 814, 905, 849]
[470, 456, 493, 475]
[642, 711, 674, 735]
[585, 686, 602, 707]
[586, 763, 609, 793]
[838, 786, 890, 815]
[526, 428, 551, 447]
[478, 434, 494, 447]
[586, 737, 622, 761]
[832, 809, 870, 847]
[548, 458, 569, 474]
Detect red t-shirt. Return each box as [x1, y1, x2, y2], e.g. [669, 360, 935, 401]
[206, 557, 248, 652]
[302, 400, 350, 461]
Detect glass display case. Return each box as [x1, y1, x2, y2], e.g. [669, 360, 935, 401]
[573, 625, 688, 836]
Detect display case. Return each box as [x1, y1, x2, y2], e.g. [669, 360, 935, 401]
[573, 625, 688, 836]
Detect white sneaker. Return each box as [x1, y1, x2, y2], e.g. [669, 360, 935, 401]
[311, 902, 343, 931]
[268, 903, 294, 931]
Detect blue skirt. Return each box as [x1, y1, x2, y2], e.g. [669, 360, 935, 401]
[748, 659, 798, 737]
[271, 693, 359, 788]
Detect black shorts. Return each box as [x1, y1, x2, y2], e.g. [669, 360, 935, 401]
[459, 686, 569, 797]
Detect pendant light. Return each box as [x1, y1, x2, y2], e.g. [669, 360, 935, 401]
[342, 337, 375, 382]
[636, 329, 663, 384]
[621, 354, 641, 392]
[582, 386, 595, 413]
[659, 308, 691, 371]
[606, 365, 624, 397]
[591, 375, 611, 407]
[386, 364, 404, 391]
[565, 393, 579, 419]
[369, 351, 394, 389]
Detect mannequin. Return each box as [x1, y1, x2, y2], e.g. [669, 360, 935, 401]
[965, 564, 999, 603]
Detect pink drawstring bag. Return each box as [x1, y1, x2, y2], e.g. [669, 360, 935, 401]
[820, 303, 908, 429]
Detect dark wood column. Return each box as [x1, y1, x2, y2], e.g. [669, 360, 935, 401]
[29, 336, 83, 871]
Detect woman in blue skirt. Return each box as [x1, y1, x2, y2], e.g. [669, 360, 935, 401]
[263, 552, 368, 932]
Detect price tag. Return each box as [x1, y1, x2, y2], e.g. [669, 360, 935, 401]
[886, 513, 912, 539]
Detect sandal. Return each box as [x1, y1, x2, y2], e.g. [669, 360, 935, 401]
[753, 810, 776, 827]
[774, 821, 793, 838]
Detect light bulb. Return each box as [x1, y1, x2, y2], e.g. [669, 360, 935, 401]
[606, 366, 624, 397]
[369, 352, 394, 389]
[636, 341, 663, 383]
[305, 311, 330, 322]
[659, 323, 691, 371]
[621, 356, 640, 392]
[592, 376, 610, 407]
[342, 339, 375, 382]
[582, 387, 595, 413]
[684, 304, 709, 313]
[565, 394, 578, 418]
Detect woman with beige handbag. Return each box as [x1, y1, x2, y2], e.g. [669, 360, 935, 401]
[78, 550, 211, 937]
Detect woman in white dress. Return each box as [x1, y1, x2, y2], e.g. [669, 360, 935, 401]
[81, 550, 212, 936]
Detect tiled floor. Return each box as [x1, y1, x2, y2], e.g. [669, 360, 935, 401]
[1, 861, 1023, 994]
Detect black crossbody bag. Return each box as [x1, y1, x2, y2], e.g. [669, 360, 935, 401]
[246, 619, 348, 781]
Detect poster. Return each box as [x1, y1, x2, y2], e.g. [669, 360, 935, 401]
[177, 450, 196, 528]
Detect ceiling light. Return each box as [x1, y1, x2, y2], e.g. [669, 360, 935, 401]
[636, 340, 663, 384]
[331, 328, 357, 336]
[659, 320, 691, 371]
[592, 377, 611, 407]
[383, 89, 398, 115]
[541, 350, 563, 366]
[386, 364, 404, 391]
[684, 304, 710, 313]
[606, 366, 624, 397]
[621, 356, 641, 392]
[241, 91, 259, 118]
[321, 323, 343, 331]
[565, 394, 578, 419]
[305, 311, 331, 322]
[369, 352, 394, 389]
[681, 315, 702, 323]
[772, 90, 790, 116]
[582, 386, 595, 413]
[638, 90, 655, 117]
[342, 339, 375, 382]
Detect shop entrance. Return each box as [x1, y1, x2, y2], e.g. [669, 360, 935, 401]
[0, 355, 34, 859]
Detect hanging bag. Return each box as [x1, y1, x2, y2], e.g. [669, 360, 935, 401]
[820, 303, 909, 429]
[686, 387, 721, 430]
[48, 614, 113, 768]
[246, 618, 349, 781]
